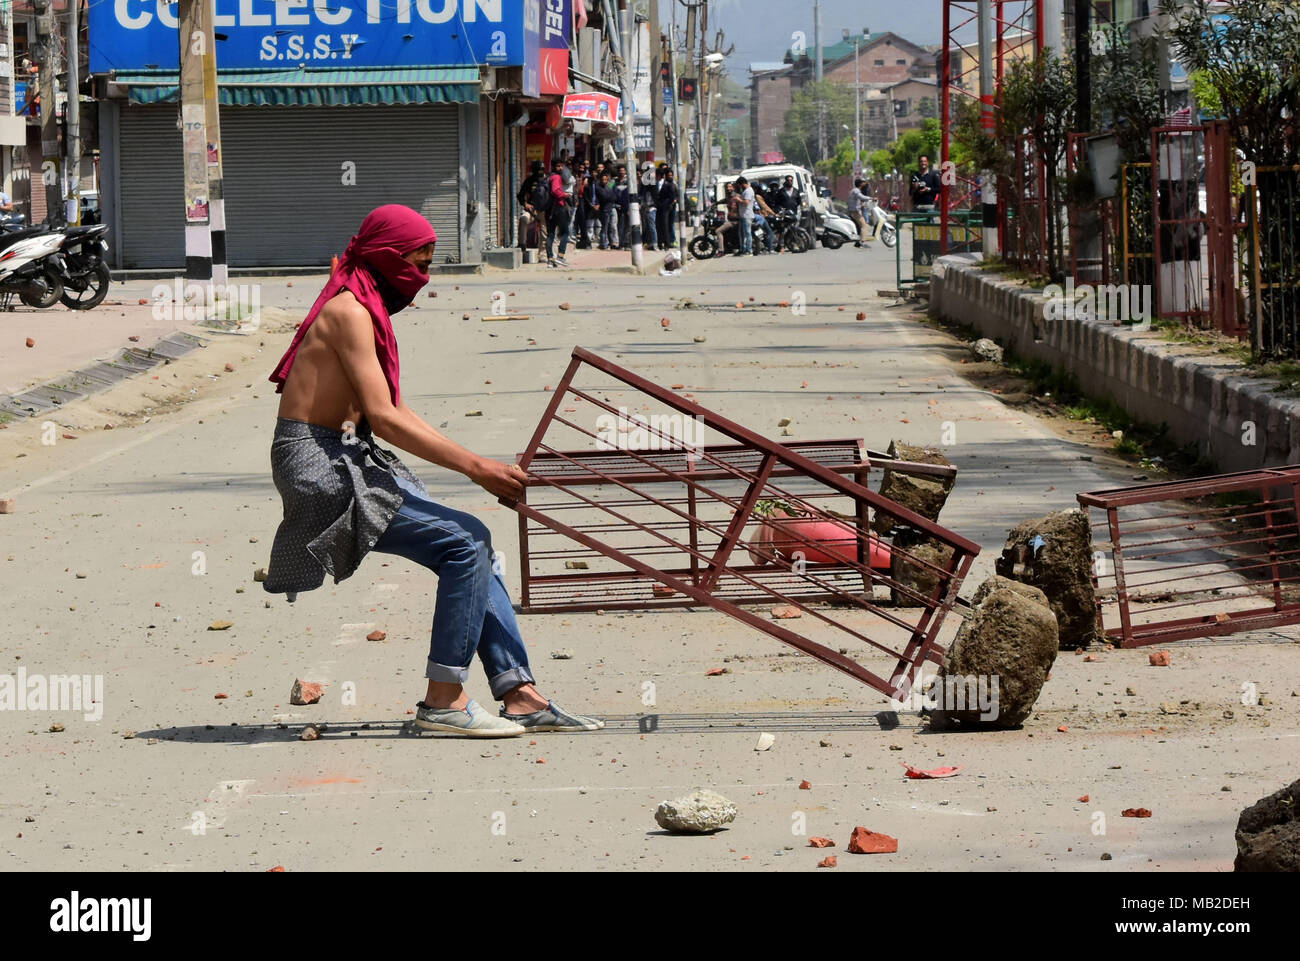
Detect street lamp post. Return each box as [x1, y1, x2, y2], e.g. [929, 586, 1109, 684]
[843, 27, 869, 178]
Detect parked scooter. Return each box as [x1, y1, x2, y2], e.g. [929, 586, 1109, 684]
[0, 225, 67, 309]
[865, 197, 898, 248]
[817, 207, 857, 249]
[56, 223, 112, 310]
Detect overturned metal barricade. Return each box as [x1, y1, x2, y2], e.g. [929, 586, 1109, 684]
[508, 347, 979, 700]
[1079, 468, 1300, 647]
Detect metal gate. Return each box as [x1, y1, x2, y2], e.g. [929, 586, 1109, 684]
[1246, 165, 1300, 357]
[116, 103, 461, 268]
[508, 348, 980, 701]
[1001, 133, 1047, 276]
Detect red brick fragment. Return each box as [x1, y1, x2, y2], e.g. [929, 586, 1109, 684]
[1149, 650, 1171, 667]
[366, 630, 387, 641]
[290, 679, 324, 705]
[799, 780, 812, 790]
[1122, 808, 1152, 818]
[847, 826, 898, 854]
[808, 837, 835, 848]
[817, 855, 837, 868]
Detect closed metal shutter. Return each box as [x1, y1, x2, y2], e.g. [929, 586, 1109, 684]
[118, 103, 462, 268]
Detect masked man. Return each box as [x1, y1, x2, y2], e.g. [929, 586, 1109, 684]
[265, 205, 603, 737]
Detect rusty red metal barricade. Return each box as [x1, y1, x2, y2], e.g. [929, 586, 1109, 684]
[508, 348, 980, 701]
[1079, 468, 1300, 647]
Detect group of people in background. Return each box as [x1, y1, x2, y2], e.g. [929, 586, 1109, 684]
[713, 174, 804, 256]
[518, 153, 680, 267]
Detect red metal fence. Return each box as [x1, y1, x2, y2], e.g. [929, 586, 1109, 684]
[509, 348, 980, 700]
[1079, 468, 1300, 647]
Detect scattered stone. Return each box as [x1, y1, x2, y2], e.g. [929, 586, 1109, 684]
[290, 679, 325, 705]
[122, 731, 135, 739]
[817, 855, 838, 868]
[971, 338, 1003, 363]
[1234, 777, 1300, 871]
[986, 806, 997, 812]
[770, 604, 801, 619]
[996, 509, 1098, 649]
[660, 317, 670, 328]
[1149, 650, 1171, 667]
[778, 417, 792, 427]
[653, 789, 738, 833]
[25, 337, 35, 348]
[1122, 808, 1153, 818]
[705, 667, 728, 676]
[932, 575, 1058, 728]
[253, 568, 268, 582]
[1100, 852, 1112, 861]
[847, 827, 898, 854]
[224, 363, 235, 373]
[1125, 686, 1136, 696]
[754, 732, 776, 751]
[550, 649, 575, 660]
[559, 302, 571, 310]
[366, 630, 386, 641]
[564, 560, 590, 570]
[798, 780, 812, 790]
[465, 410, 483, 417]
[856, 311, 867, 320]
[819, 739, 832, 748]
[0, 499, 14, 514]
[808, 837, 835, 848]
[300, 725, 320, 741]
[214, 693, 228, 700]
[208, 620, 233, 631]
[1078, 795, 1090, 803]
[693, 336, 707, 343]
[49, 723, 65, 733]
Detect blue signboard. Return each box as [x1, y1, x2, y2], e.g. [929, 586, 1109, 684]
[89, 0, 528, 73]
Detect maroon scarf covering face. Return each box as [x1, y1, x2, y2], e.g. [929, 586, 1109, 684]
[269, 204, 438, 407]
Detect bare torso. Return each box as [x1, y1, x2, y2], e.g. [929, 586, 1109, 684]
[276, 291, 367, 431]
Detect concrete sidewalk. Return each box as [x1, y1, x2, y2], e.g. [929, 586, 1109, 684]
[1, 246, 1294, 872]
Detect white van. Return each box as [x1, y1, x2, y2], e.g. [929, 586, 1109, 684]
[739, 162, 827, 216]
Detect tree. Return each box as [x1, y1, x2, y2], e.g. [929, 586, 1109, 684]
[779, 80, 858, 169]
[824, 136, 867, 176]
[1161, 0, 1300, 165]
[917, 97, 937, 119]
[1092, 27, 1165, 163]
[1001, 53, 1077, 279]
[866, 118, 942, 180]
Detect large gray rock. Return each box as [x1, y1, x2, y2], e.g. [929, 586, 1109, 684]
[654, 789, 738, 833]
[931, 575, 1059, 728]
[972, 338, 1004, 363]
[872, 441, 957, 536]
[1235, 778, 1300, 871]
[996, 508, 1099, 650]
[891, 541, 956, 605]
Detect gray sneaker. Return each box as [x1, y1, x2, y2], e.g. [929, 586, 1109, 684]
[414, 699, 525, 737]
[501, 700, 605, 733]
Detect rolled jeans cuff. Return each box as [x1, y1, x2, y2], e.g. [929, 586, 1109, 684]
[426, 660, 472, 685]
[489, 666, 536, 701]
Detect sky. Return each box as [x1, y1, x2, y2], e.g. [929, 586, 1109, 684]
[702, 0, 943, 77]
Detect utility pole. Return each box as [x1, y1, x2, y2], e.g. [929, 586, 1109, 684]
[33, 0, 62, 225]
[178, 0, 225, 284]
[66, 0, 80, 225]
[202, 1, 227, 285]
[697, 0, 709, 195]
[813, 0, 823, 164]
[665, 24, 687, 264]
[616, 0, 643, 270]
[1042, 0, 1064, 58]
[977, 0, 998, 257]
[684, 0, 698, 201]
[1074, 0, 1091, 134]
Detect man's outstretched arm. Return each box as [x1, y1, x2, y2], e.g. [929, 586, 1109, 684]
[327, 295, 525, 500]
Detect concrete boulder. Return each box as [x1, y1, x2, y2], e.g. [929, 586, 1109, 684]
[1234, 778, 1300, 871]
[996, 508, 1099, 650]
[931, 575, 1059, 728]
[872, 441, 957, 536]
[890, 541, 955, 605]
[654, 789, 738, 833]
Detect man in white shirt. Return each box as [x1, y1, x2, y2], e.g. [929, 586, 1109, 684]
[734, 176, 755, 256]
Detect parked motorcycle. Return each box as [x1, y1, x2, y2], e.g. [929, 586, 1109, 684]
[771, 210, 812, 253]
[687, 208, 729, 259]
[865, 198, 898, 249]
[0, 226, 67, 310]
[56, 223, 112, 310]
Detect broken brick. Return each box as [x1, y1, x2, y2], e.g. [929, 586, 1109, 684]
[770, 605, 802, 619]
[224, 363, 235, 373]
[1122, 808, 1152, 818]
[799, 780, 812, 790]
[213, 693, 228, 699]
[847, 826, 898, 854]
[705, 667, 728, 677]
[290, 679, 324, 705]
[25, 337, 35, 348]
[267, 866, 286, 872]
[366, 630, 387, 641]
[856, 311, 866, 320]
[817, 855, 838, 868]
[1078, 795, 1090, 803]
[0, 499, 15, 514]
[808, 837, 835, 848]
[660, 317, 670, 327]
[1149, 650, 1171, 667]
[559, 303, 572, 310]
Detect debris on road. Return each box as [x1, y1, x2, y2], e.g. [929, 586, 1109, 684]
[808, 837, 835, 848]
[550, 649, 575, 660]
[25, 337, 35, 348]
[300, 725, 320, 741]
[208, 620, 233, 631]
[654, 789, 738, 833]
[931, 575, 1058, 729]
[901, 763, 962, 779]
[754, 732, 775, 751]
[972, 338, 1003, 363]
[996, 508, 1098, 649]
[705, 667, 728, 676]
[1149, 650, 1171, 667]
[770, 605, 801, 619]
[847, 827, 898, 854]
[253, 568, 268, 582]
[366, 630, 386, 641]
[1122, 808, 1153, 818]
[0, 499, 14, 514]
[817, 855, 838, 868]
[290, 679, 324, 705]
[1234, 777, 1300, 871]
[799, 780, 812, 790]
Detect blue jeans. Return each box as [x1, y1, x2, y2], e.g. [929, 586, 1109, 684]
[753, 214, 775, 251]
[642, 205, 657, 247]
[373, 472, 535, 699]
[600, 207, 617, 248]
[738, 216, 754, 253]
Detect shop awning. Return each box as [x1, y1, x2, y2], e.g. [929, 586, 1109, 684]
[114, 67, 480, 106]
